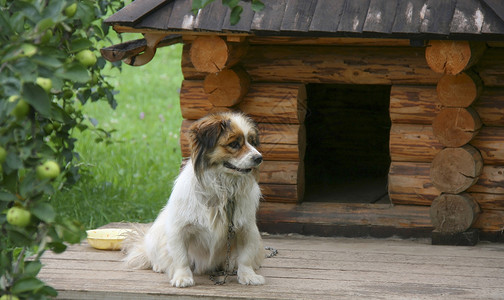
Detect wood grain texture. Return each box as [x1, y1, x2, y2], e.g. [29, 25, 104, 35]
[250, 0, 287, 31]
[37, 227, 504, 300]
[430, 193, 481, 234]
[432, 107, 482, 147]
[450, 0, 484, 33]
[391, 0, 425, 33]
[436, 71, 483, 107]
[180, 80, 306, 124]
[389, 123, 443, 163]
[309, 0, 345, 32]
[430, 145, 484, 194]
[280, 0, 318, 32]
[390, 85, 504, 126]
[337, 0, 371, 33]
[190, 36, 248, 73]
[388, 161, 439, 206]
[420, 0, 457, 35]
[203, 67, 250, 107]
[425, 40, 487, 75]
[363, 0, 398, 33]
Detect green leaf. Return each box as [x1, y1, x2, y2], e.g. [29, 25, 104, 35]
[251, 0, 265, 12]
[11, 277, 45, 294]
[70, 38, 93, 53]
[191, 0, 214, 14]
[22, 82, 52, 117]
[23, 260, 42, 277]
[55, 64, 91, 83]
[48, 242, 67, 253]
[229, 5, 243, 25]
[222, 0, 240, 7]
[31, 202, 56, 223]
[0, 191, 17, 202]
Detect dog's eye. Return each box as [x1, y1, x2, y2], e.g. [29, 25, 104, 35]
[228, 141, 240, 149]
[248, 137, 258, 147]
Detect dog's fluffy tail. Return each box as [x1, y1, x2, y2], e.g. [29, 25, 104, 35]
[122, 223, 152, 269]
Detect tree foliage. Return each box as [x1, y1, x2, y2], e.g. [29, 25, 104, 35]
[192, 0, 264, 25]
[0, 0, 123, 298]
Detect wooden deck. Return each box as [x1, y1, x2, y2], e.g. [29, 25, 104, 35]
[38, 231, 504, 300]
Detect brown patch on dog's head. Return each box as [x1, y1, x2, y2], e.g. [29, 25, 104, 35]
[188, 112, 262, 182]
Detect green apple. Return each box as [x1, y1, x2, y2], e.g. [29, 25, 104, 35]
[40, 29, 53, 44]
[6, 207, 31, 227]
[0, 295, 20, 300]
[21, 43, 37, 57]
[8, 96, 30, 119]
[43, 123, 54, 134]
[36, 160, 60, 180]
[36, 77, 52, 93]
[64, 3, 77, 18]
[75, 50, 97, 67]
[0, 146, 6, 164]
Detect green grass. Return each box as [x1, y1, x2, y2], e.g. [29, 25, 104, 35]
[52, 44, 184, 230]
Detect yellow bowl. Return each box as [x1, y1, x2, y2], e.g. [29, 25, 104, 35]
[86, 228, 132, 251]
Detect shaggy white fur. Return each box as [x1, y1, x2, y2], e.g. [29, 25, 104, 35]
[123, 112, 265, 288]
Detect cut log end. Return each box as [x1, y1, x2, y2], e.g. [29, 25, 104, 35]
[425, 40, 486, 75]
[190, 36, 248, 73]
[432, 107, 482, 147]
[436, 72, 483, 107]
[430, 145, 483, 194]
[203, 67, 250, 107]
[430, 193, 481, 234]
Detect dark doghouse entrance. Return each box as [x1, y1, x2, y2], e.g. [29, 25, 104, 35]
[304, 84, 391, 203]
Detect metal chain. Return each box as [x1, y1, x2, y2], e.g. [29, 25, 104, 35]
[208, 198, 279, 285]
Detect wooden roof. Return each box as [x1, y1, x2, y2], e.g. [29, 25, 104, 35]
[106, 0, 504, 40]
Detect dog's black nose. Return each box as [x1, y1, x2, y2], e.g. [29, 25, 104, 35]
[253, 155, 263, 165]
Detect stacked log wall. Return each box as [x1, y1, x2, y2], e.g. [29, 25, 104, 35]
[180, 38, 306, 202]
[179, 37, 504, 233]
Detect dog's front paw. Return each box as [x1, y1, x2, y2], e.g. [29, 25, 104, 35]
[237, 267, 265, 285]
[171, 268, 195, 288]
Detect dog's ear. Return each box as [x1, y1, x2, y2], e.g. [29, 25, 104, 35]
[188, 115, 229, 178]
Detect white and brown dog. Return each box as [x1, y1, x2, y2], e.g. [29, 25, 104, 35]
[123, 112, 265, 287]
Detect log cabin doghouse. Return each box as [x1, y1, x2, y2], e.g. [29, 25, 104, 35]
[103, 0, 504, 243]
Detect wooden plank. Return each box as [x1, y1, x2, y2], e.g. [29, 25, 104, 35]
[392, 0, 426, 33]
[481, 1, 504, 34]
[193, 0, 227, 31]
[308, 0, 345, 32]
[481, 0, 504, 23]
[222, 1, 255, 32]
[258, 202, 433, 234]
[450, 0, 484, 34]
[238, 46, 442, 85]
[105, 0, 167, 24]
[249, 37, 411, 46]
[363, 0, 398, 33]
[135, 0, 174, 29]
[419, 0, 457, 35]
[167, 0, 195, 30]
[337, 0, 371, 33]
[37, 235, 504, 300]
[279, 0, 318, 32]
[250, 0, 287, 31]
